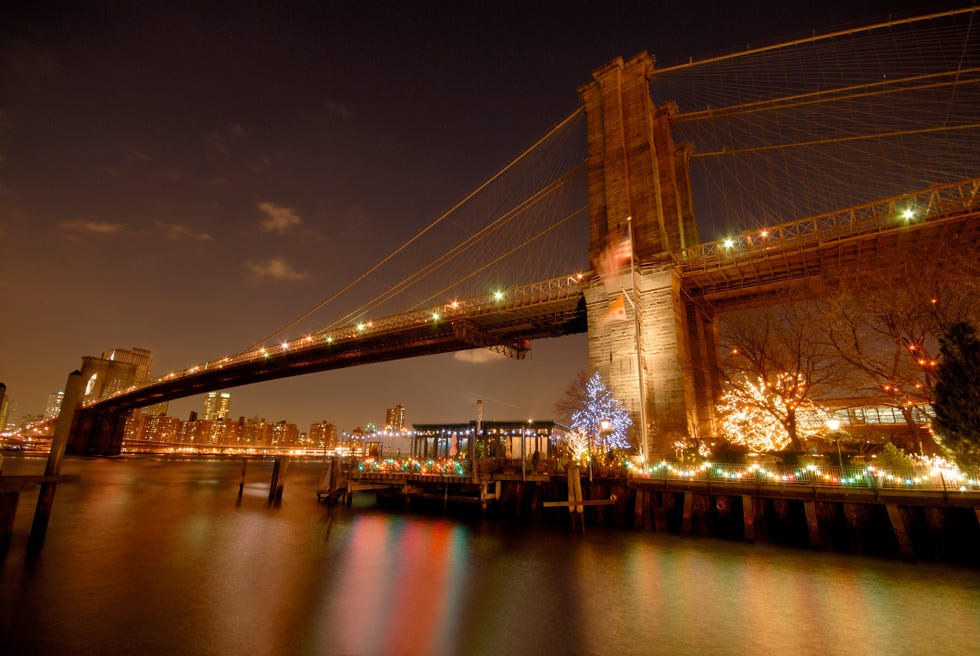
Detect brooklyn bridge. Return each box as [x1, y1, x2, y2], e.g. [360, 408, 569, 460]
[67, 7, 980, 458]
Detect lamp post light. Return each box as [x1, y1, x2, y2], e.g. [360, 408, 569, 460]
[826, 418, 844, 470]
[595, 419, 612, 481]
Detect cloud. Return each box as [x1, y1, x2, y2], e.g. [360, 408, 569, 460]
[258, 202, 302, 233]
[158, 222, 212, 241]
[246, 257, 309, 281]
[205, 122, 248, 156]
[453, 349, 506, 364]
[323, 100, 352, 120]
[59, 219, 124, 234]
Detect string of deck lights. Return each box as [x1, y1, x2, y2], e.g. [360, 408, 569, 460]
[348, 455, 980, 492]
[632, 461, 979, 492]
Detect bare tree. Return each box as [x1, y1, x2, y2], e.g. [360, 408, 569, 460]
[553, 370, 591, 429]
[718, 302, 842, 452]
[822, 252, 980, 453]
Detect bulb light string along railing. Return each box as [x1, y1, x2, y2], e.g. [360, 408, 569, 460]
[345, 455, 979, 493]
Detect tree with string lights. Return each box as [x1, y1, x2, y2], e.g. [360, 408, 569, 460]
[822, 253, 980, 453]
[719, 302, 842, 453]
[569, 371, 632, 456]
[717, 374, 826, 453]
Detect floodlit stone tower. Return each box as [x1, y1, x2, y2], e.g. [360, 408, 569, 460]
[579, 52, 719, 459]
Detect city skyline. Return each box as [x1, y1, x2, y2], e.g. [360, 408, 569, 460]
[2, 1, 933, 430]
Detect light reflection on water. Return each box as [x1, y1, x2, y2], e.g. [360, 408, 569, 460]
[1, 455, 978, 655]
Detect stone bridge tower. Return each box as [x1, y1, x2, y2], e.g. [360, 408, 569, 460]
[579, 52, 719, 460]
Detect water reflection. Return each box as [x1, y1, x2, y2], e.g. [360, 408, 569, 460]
[1, 455, 978, 655]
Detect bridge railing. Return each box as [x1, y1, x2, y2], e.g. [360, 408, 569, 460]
[678, 177, 980, 270]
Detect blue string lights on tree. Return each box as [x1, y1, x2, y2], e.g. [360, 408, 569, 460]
[571, 372, 633, 453]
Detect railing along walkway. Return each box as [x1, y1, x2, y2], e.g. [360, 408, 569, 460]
[679, 177, 980, 270]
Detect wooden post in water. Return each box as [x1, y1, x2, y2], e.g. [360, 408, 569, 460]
[742, 495, 756, 543]
[885, 504, 914, 560]
[803, 500, 822, 549]
[681, 492, 693, 534]
[567, 461, 584, 533]
[236, 457, 248, 504]
[268, 458, 287, 502]
[28, 370, 84, 553]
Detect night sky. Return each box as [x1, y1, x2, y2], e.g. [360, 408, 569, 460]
[1, 1, 938, 431]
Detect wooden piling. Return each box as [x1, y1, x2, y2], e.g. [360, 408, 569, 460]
[268, 458, 287, 501]
[567, 462, 585, 532]
[804, 500, 822, 549]
[886, 504, 915, 560]
[1, 489, 18, 554]
[237, 457, 248, 502]
[742, 495, 755, 543]
[28, 370, 84, 553]
[681, 492, 693, 534]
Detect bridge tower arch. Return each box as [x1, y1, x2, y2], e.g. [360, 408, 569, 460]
[579, 52, 719, 458]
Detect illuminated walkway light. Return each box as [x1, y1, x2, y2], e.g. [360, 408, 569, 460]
[494, 291, 504, 301]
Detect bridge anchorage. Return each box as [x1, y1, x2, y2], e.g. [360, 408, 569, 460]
[67, 34, 980, 459]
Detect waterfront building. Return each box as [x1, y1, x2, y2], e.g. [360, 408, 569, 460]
[243, 417, 272, 446]
[270, 420, 299, 446]
[411, 420, 556, 460]
[141, 415, 184, 442]
[182, 419, 215, 443]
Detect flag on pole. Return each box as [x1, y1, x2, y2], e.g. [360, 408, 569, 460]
[601, 293, 627, 323]
[595, 231, 633, 293]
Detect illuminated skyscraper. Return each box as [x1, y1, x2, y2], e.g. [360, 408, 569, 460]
[204, 391, 231, 421]
[385, 404, 407, 433]
[45, 391, 64, 419]
[309, 421, 338, 447]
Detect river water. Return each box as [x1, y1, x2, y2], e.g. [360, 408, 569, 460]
[1, 454, 978, 656]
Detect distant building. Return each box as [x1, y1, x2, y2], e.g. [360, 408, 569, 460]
[270, 420, 299, 446]
[385, 404, 407, 432]
[244, 417, 272, 446]
[141, 401, 169, 417]
[129, 414, 183, 442]
[204, 391, 231, 421]
[45, 391, 64, 419]
[309, 421, 338, 448]
[0, 388, 10, 431]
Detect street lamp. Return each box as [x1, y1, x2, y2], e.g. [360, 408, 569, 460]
[594, 419, 612, 481]
[826, 418, 844, 470]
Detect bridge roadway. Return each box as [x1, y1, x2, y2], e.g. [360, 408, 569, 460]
[86, 274, 590, 415]
[85, 177, 979, 416]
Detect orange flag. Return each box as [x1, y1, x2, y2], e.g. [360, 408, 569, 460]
[601, 293, 627, 323]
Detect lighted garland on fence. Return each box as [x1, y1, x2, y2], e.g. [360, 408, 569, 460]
[353, 456, 979, 491]
[635, 461, 979, 491]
